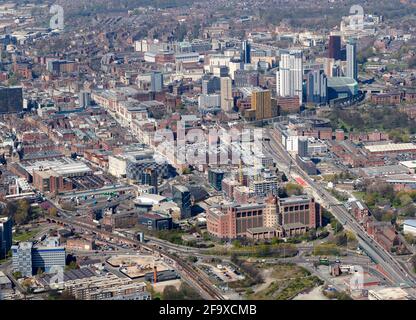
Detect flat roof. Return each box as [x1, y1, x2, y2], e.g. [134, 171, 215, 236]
[364, 143, 416, 153]
[369, 287, 409, 300]
[327, 77, 358, 87]
[404, 219, 416, 228]
[400, 160, 416, 168]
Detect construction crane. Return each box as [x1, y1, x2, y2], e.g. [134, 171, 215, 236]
[239, 159, 243, 185]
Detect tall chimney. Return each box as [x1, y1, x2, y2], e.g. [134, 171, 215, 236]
[153, 266, 157, 284]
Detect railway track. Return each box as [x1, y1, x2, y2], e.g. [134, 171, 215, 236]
[47, 216, 224, 300]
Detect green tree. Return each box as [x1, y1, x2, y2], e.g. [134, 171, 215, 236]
[162, 285, 184, 300]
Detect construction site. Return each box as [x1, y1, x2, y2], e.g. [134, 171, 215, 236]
[106, 254, 178, 282]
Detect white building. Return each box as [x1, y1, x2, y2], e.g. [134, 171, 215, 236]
[198, 94, 221, 110]
[276, 50, 303, 105]
[403, 219, 416, 236]
[220, 77, 233, 112]
[175, 52, 200, 64]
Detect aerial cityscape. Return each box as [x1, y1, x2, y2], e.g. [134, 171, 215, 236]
[1, 0, 416, 304]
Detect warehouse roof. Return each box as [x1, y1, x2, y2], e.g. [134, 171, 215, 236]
[364, 143, 416, 153]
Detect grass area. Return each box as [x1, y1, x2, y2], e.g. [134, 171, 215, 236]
[274, 276, 323, 300]
[13, 228, 40, 242]
[270, 263, 310, 279]
[248, 264, 323, 300]
[208, 243, 298, 258]
[352, 191, 366, 200]
[311, 243, 343, 256]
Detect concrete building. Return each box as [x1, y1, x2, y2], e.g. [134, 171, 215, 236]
[198, 94, 221, 112]
[202, 76, 220, 94]
[12, 241, 66, 276]
[207, 203, 264, 239]
[138, 213, 173, 230]
[306, 69, 327, 105]
[172, 185, 192, 219]
[234, 69, 259, 87]
[298, 137, 309, 158]
[252, 178, 279, 197]
[220, 76, 233, 112]
[276, 50, 303, 105]
[251, 88, 272, 120]
[11, 242, 33, 277]
[150, 71, 163, 92]
[346, 38, 358, 80]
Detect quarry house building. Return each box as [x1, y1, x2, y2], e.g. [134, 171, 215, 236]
[206, 195, 321, 240]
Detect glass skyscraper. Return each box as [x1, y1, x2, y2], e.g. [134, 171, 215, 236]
[346, 39, 358, 81]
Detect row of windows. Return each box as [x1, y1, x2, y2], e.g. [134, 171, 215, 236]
[283, 204, 309, 212]
[236, 211, 263, 218]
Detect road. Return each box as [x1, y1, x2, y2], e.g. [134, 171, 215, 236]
[263, 128, 416, 293]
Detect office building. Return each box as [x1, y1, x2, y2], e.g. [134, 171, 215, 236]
[141, 167, 158, 193]
[251, 89, 272, 120]
[234, 69, 259, 87]
[298, 137, 309, 157]
[228, 59, 242, 80]
[12, 241, 66, 276]
[306, 69, 327, 105]
[220, 76, 233, 112]
[276, 50, 303, 105]
[0, 86, 23, 114]
[278, 195, 321, 235]
[32, 246, 66, 273]
[207, 195, 321, 239]
[11, 242, 33, 277]
[208, 168, 225, 191]
[0, 216, 12, 259]
[47, 60, 77, 74]
[202, 76, 221, 94]
[328, 35, 341, 60]
[150, 71, 163, 92]
[172, 185, 192, 219]
[138, 213, 173, 231]
[207, 203, 264, 239]
[79, 91, 91, 108]
[198, 94, 221, 112]
[252, 178, 279, 197]
[346, 39, 358, 80]
[241, 40, 251, 64]
[122, 150, 170, 182]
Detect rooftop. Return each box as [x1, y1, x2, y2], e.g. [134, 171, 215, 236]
[364, 143, 416, 153]
[404, 219, 416, 228]
[327, 77, 358, 87]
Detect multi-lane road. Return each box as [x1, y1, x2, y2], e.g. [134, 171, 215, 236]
[263, 128, 416, 293]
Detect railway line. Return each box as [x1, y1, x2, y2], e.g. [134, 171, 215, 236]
[46, 216, 225, 300]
